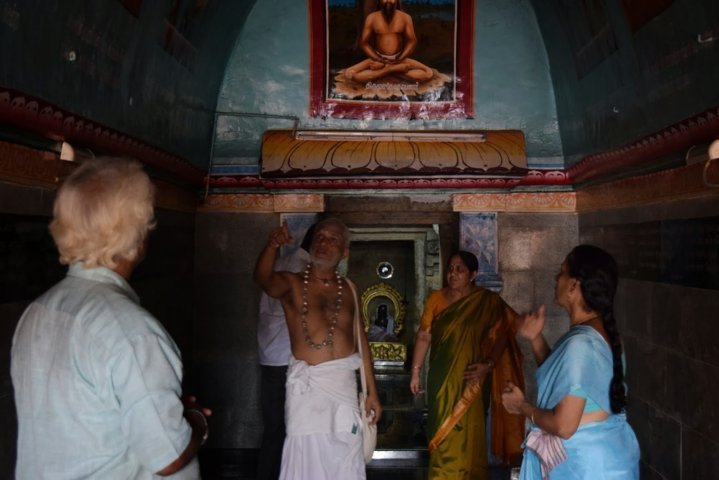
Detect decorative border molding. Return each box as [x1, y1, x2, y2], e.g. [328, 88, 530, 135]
[200, 194, 275, 212]
[567, 105, 719, 183]
[0, 141, 71, 187]
[207, 169, 570, 190]
[200, 193, 324, 213]
[260, 129, 528, 177]
[208, 175, 263, 188]
[3, 86, 716, 201]
[0, 88, 204, 185]
[576, 162, 719, 213]
[0, 140, 200, 212]
[260, 177, 524, 190]
[273, 194, 325, 212]
[453, 192, 576, 212]
[208, 106, 719, 192]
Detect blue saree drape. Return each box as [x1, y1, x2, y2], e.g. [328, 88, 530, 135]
[520, 326, 640, 479]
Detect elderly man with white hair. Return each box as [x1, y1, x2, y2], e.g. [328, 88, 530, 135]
[11, 157, 210, 479]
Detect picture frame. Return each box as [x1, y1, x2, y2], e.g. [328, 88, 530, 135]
[309, 0, 475, 120]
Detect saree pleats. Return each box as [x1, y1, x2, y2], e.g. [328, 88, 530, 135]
[520, 414, 639, 480]
[426, 288, 524, 479]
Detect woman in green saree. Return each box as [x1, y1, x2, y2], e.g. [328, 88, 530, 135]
[410, 251, 525, 479]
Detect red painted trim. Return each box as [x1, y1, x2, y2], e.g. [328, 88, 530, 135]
[207, 167, 572, 190]
[206, 171, 572, 190]
[457, 0, 475, 117]
[5, 88, 717, 193]
[260, 177, 524, 190]
[0, 88, 204, 185]
[567, 106, 719, 183]
[308, 0, 327, 118]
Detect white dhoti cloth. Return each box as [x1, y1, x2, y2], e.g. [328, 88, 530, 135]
[279, 353, 365, 480]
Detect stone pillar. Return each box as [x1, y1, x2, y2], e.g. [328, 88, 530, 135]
[459, 212, 503, 292]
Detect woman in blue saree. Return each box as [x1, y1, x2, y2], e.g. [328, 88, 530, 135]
[501, 245, 639, 479]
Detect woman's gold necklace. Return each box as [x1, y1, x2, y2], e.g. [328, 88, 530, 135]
[301, 264, 342, 349]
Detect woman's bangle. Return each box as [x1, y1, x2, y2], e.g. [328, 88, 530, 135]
[186, 408, 209, 445]
[530, 407, 536, 425]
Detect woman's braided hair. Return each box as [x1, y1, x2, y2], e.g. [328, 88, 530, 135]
[566, 245, 626, 413]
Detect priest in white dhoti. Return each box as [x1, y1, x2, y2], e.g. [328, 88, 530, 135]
[254, 217, 382, 480]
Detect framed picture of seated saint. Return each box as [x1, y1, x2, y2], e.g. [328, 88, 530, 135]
[309, 0, 474, 120]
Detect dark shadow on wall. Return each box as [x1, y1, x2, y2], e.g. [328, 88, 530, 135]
[0, 209, 196, 479]
[0, 213, 63, 479]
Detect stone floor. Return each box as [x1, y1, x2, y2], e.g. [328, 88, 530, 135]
[366, 467, 513, 480]
[199, 449, 515, 479]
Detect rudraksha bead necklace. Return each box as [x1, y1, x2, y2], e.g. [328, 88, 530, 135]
[301, 264, 342, 349]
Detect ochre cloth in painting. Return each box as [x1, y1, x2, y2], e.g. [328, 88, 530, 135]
[426, 288, 524, 479]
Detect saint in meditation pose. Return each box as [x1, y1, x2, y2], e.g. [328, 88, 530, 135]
[344, 0, 434, 85]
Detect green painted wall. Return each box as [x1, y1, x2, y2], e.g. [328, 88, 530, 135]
[532, 0, 719, 165]
[214, 0, 562, 173]
[0, 0, 255, 168]
[3, 0, 717, 174]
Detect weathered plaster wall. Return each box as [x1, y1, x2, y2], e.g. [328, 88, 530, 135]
[0, 0, 254, 168]
[214, 0, 562, 173]
[498, 212, 579, 401]
[0, 180, 196, 478]
[193, 212, 275, 448]
[193, 203, 580, 452]
[0, 180, 56, 478]
[580, 196, 719, 479]
[532, 0, 719, 164]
